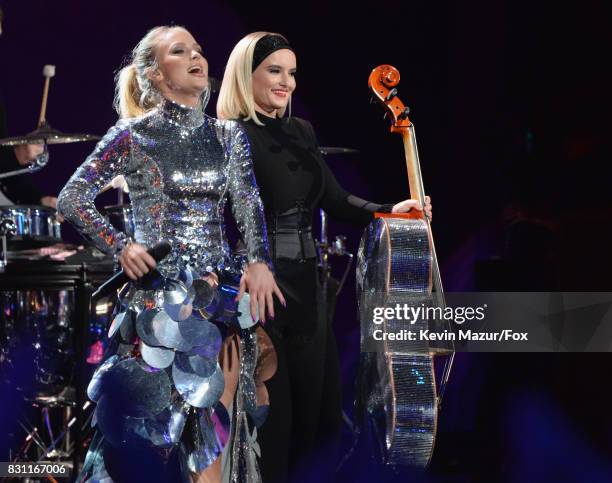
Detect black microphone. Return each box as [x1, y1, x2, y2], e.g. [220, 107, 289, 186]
[92, 241, 171, 300]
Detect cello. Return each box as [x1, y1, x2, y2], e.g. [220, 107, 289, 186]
[355, 65, 454, 468]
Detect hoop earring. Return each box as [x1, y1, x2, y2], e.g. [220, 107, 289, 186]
[287, 94, 292, 120]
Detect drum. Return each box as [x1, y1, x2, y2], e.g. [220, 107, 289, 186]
[0, 205, 62, 247]
[0, 261, 116, 398]
[0, 288, 74, 393]
[103, 204, 134, 238]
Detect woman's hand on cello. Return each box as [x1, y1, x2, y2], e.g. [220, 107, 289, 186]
[392, 195, 432, 220]
[236, 263, 286, 323]
[118, 242, 157, 280]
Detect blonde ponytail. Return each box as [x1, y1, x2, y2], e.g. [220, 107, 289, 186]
[115, 64, 145, 118]
[113, 25, 189, 119]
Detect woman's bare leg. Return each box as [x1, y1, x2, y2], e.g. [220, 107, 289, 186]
[190, 334, 240, 483]
[190, 456, 222, 483]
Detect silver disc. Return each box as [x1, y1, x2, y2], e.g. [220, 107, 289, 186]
[108, 311, 129, 338]
[163, 284, 194, 321]
[135, 308, 164, 347]
[164, 280, 189, 305]
[140, 342, 175, 369]
[136, 309, 191, 351]
[119, 312, 137, 344]
[178, 267, 194, 289]
[104, 357, 172, 417]
[191, 279, 218, 311]
[95, 395, 146, 447]
[178, 317, 222, 352]
[143, 400, 187, 447]
[174, 352, 217, 378]
[163, 299, 193, 322]
[87, 355, 120, 402]
[172, 360, 224, 409]
[95, 394, 127, 447]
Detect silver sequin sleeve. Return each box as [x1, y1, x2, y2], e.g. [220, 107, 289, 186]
[226, 122, 271, 268]
[57, 119, 132, 254]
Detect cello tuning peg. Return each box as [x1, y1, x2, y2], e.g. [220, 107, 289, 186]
[386, 88, 398, 101]
[398, 106, 410, 120]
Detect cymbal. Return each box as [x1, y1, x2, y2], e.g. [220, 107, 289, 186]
[319, 146, 360, 155]
[0, 125, 100, 146]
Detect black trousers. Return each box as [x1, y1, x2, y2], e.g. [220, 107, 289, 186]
[258, 259, 342, 483]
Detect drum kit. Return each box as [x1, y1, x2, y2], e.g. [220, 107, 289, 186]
[0, 65, 116, 476]
[0, 65, 102, 267]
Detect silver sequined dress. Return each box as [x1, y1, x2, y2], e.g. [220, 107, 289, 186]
[58, 97, 270, 272]
[58, 99, 271, 482]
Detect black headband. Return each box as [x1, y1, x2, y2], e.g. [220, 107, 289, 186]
[252, 34, 293, 72]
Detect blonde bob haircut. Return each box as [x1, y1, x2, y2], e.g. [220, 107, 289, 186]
[217, 32, 290, 125]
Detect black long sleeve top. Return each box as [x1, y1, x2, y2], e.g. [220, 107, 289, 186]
[237, 115, 390, 262]
[238, 115, 387, 224]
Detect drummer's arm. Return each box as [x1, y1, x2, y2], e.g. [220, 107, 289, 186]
[0, 142, 47, 205]
[0, 144, 54, 205]
[13, 144, 44, 166]
[57, 120, 132, 254]
[0, 99, 48, 203]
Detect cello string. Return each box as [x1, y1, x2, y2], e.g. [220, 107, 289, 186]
[409, 124, 455, 407]
[438, 352, 455, 406]
[408, 125, 446, 297]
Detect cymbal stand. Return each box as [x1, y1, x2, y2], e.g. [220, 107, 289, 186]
[0, 219, 16, 272]
[316, 209, 354, 296]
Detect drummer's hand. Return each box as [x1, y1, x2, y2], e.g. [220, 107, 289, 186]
[236, 262, 286, 323]
[118, 242, 157, 280]
[392, 195, 432, 221]
[14, 144, 44, 166]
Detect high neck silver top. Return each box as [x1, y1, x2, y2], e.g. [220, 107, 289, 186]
[159, 98, 205, 128]
[58, 98, 270, 276]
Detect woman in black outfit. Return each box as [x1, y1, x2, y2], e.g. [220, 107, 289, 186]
[218, 32, 431, 483]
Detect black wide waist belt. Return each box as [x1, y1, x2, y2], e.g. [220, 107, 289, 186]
[266, 207, 317, 261]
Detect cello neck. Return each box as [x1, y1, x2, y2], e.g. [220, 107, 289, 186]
[401, 126, 425, 206]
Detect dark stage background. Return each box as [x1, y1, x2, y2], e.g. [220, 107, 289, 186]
[1, 1, 611, 481]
